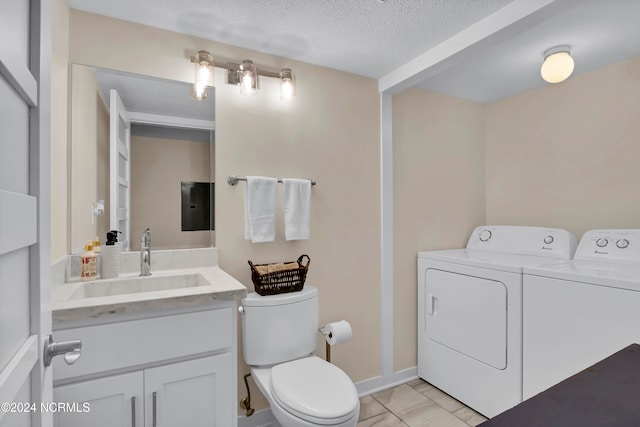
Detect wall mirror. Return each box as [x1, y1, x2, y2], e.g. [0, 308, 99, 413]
[69, 64, 216, 254]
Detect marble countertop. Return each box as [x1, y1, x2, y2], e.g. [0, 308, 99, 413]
[52, 266, 247, 323]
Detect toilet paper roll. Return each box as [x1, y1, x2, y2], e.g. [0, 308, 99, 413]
[324, 320, 352, 346]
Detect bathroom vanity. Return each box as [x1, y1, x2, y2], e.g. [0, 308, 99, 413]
[51, 248, 246, 427]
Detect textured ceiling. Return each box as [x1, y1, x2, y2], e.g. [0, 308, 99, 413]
[66, 0, 516, 78]
[68, 0, 640, 103]
[417, 0, 640, 103]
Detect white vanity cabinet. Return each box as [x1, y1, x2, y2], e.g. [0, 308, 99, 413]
[52, 302, 237, 427]
[54, 371, 143, 427]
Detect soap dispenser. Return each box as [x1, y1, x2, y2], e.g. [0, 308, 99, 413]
[80, 240, 97, 282]
[100, 230, 122, 279]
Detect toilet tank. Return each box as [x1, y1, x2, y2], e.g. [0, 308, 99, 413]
[241, 286, 319, 366]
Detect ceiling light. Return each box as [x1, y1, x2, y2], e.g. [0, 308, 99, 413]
[541, 46, 574, 84]
[279, 68, 297, 101]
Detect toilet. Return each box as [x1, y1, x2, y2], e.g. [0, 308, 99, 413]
[240, 286, 360, 427]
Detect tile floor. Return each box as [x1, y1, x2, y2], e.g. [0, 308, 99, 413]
[357, 379, 488, 427]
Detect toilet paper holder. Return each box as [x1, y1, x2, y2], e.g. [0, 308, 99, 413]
[319, 320, 352, 363]
[319, 327, 334, 363]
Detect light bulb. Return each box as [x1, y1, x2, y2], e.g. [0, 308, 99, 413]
[193, 50, 214, 88]
[190, 82, 208, 100]
[279, 68, 296, 101]
[281, 80, 293, 99]
[239, 60, 258, 96]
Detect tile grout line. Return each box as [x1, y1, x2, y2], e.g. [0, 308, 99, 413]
[403, 382, 480, 427]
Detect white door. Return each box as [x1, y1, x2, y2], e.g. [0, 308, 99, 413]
[144, 354, 233, 427]
[425, 268, 508, 369]
[0, 2, 52, 427]
[53, 372, 143, 427]
[109, 89, 131, 251]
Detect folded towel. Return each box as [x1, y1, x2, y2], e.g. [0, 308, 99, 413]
[255, 262, 299, 276]
[244, 176, 278, 243]
[282, 178, 311, 240]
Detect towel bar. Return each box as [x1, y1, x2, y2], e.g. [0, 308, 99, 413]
[227, 175, 316, 186]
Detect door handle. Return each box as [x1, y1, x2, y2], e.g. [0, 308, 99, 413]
[43, 335, 82, 367]
[427, 294, 438, 315]
[152, 392, 157, 427]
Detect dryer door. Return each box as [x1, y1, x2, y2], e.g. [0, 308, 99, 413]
[425, 268, 507, 369]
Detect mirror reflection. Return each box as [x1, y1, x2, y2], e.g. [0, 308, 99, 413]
[69, 65, 216, 254]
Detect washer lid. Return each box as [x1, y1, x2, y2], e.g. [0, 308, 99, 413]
[271, 357, 359, 425]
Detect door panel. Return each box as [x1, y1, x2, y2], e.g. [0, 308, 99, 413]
[110, 89, 131, 251]
[0, 2, 52, 426]
[0, 248, 31, 370]
[0, 78, 29, 193]
[0, 1, 30, 67]
[425, 268, 508, 369]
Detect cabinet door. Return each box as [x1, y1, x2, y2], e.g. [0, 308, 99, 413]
[53, 371, 143, 427]
[145, 354, 233, 427]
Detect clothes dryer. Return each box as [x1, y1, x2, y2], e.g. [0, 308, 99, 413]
[522, 229, 640, 400]
[418, 226, 576, 418]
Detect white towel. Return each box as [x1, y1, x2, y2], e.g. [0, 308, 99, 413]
[244, 176, 278, 243]
[282, 178, 311, 240]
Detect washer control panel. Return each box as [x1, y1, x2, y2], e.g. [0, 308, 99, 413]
[575, 229, 640, 263]
[466, 226, 577, 259]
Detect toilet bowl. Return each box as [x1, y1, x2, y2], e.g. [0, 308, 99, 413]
[252, 356, 359, 427]
[239, 286, 359, 426]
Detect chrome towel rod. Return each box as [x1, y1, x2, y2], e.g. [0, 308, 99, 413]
[227, 175, 316, 186]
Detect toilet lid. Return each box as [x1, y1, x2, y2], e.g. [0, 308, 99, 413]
[271, 357, 359, 425]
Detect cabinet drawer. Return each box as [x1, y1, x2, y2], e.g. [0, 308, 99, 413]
[53, 308, 232, 381]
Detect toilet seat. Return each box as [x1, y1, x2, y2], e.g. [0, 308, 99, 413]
[270, 357, 359, 425]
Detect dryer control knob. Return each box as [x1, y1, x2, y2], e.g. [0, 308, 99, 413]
[479, 230, 492, 242]
[616, 239, 629, 249]
[596, 238, 609, 248]
[544, 236, 554, 245]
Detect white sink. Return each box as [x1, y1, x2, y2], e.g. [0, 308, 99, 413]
[70, 273, 210, 299]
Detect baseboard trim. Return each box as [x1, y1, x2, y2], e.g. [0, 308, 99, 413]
[237, 367, 418, 427]
[355, 366, 418, 396]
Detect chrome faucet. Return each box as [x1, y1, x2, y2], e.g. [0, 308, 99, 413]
[140, 228, 151, 276]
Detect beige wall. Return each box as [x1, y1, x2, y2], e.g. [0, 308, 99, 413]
[392, 88, 486, 371]
[51, 0, 69, 261]
[69, 64, 110, 253]
[485, 56, 640, 237]
[130, 135, 212, 251]
[66, 9, 381, 412]
[55, 3, 640, 418]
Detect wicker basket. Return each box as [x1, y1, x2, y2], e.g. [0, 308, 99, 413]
[248, 254, 310, 296]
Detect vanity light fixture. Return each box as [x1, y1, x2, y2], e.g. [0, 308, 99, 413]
[279, 68, 297, 101]
[189, 49, 297, 100]
[239, 60, 259, 96]
[541, 45, 574, 84]
[192, 50, 214, 87]
[190, 50, 214, 100]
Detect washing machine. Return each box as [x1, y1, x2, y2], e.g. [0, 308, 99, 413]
[417, 226, 577, 418]
[523, 229, 640, 400]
